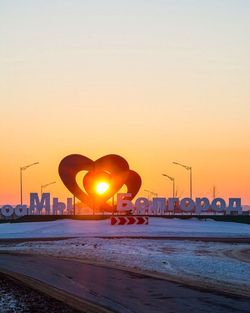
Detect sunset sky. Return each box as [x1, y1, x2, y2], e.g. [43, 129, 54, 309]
[0, 0, 249, 205]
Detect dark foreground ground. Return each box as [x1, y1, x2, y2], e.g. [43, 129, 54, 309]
[0, 254, 250, 313]
[1, 214, 249, 224]
[0, 273, 82, 313]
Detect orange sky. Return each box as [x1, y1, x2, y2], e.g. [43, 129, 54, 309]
[0, 1, 249, 205]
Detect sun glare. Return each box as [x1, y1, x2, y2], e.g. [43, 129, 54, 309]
[96, 182, 110, 194]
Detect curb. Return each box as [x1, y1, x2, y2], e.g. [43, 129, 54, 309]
[0, 267, 115, 313]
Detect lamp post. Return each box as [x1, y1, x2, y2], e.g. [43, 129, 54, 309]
[112, 194, 115, 216]
[40, 181, 56, 196]
[20, 162, 39, 205]
[151, 191, 158, 197]
[144, 189, 158, 200]
[73, 195, 76, 216]
[173, 161, 192, 199]
[144, 189, 151, 200]
[212, 185, 216, 199]
[162, 174, 175, 197]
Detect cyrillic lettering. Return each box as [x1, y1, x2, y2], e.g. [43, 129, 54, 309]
[167, 198, 179, 212]
[180, 198, 195, 212]
[53, 198, 66, 215]
[117, 193, 134, 211]
[14, 205, 28, 217]
[66, 198, 73, 214]
[152, 198, 166, 214]
[195, 198, 210, 213]
[1, 205, 14, 217]
[30, 193, 50, 215]
[227, 198, 242, 213]
[135, 197, 149, 214]
[211, 198, 226, 212]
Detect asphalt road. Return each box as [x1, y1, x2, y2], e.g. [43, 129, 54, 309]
[0, 254, 249, 313]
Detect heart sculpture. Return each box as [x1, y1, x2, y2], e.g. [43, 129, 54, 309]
[58, 154, 142, 212]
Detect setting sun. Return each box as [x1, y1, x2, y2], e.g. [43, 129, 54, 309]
[96, 182, 110, 195]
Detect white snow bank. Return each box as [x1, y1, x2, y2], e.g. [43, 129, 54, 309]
[0, 218, 249, 239]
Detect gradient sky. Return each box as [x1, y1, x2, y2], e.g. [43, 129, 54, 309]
[0, 0, 249, 205]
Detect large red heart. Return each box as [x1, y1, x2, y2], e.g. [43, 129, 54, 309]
[58, 154, 141, 212]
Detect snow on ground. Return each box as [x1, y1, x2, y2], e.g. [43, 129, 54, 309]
[1, 236, 250, 297]
[0, 217, 250, 238]
[0, 218, 250, 297]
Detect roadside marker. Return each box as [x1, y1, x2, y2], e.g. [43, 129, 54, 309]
[111, 216, 148, 225]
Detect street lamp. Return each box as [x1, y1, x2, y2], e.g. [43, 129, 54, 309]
[162, 174, 175, 197]
[20, 162, 39, 205]
[144, 189, 151, 200]
[144, 189, 158, 200]
[41, 181, 56, 196]
[173, 161, 192, 199]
